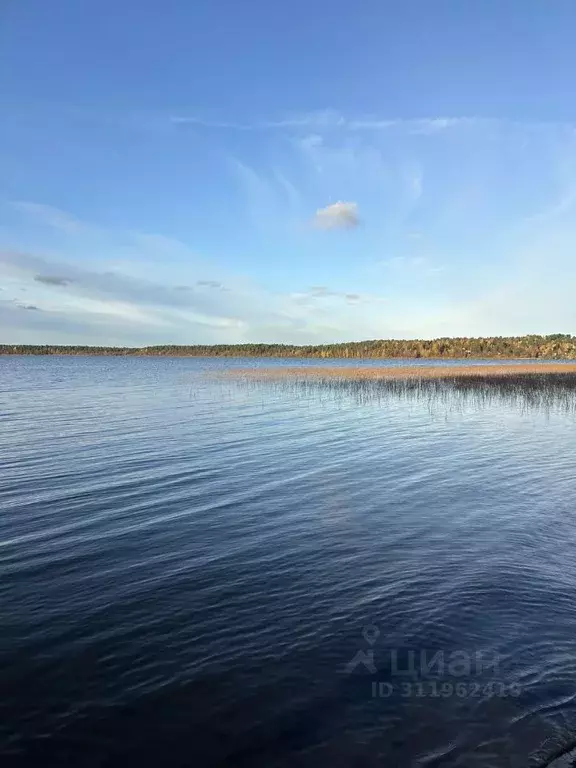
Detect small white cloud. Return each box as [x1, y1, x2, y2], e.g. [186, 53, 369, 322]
[312, 201, 359, 230]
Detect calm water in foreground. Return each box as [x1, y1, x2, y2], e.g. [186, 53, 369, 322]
[2, 356, 576, 767]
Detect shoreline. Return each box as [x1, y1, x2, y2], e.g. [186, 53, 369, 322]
[1, 335, 576, 361]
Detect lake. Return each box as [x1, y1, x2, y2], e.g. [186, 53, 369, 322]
[1, 355, 576, 767]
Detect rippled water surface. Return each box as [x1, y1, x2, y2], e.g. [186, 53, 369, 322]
[2, 356, 576, 767]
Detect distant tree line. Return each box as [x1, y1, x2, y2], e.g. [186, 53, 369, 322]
[1, 335, 576, 359]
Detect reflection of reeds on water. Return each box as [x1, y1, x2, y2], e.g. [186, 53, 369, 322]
[227, 365, 576, 416]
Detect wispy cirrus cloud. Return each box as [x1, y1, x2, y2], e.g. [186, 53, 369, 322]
[408, 167, 423, 201]
[168, 111, 576, 139]
[523, 187, 576, 225]
[170, 109, 347, 131]
[169, 111, 481, 135]
[229, 157, 299, 233]
[11, 202, 85, 234]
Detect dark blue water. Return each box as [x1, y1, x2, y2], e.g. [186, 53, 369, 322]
[2, 356, 576, 767]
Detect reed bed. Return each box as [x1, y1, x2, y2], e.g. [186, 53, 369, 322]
[223, 364, 576, 416]
[232, 363, 576, 380]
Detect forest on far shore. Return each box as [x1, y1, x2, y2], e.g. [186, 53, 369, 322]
[1, 335, 576, 359]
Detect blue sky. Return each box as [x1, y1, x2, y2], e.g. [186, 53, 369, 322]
[2, 0, 576, 345]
